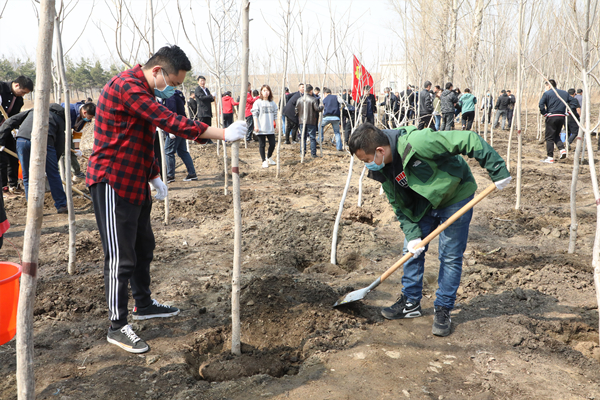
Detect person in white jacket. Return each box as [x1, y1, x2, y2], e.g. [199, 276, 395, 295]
[251, 84, 278, 168]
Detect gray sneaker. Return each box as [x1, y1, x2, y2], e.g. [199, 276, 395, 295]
[107, 324, 149, 353]
[432, 306, 452, 337]
[132, 299, 180, 320]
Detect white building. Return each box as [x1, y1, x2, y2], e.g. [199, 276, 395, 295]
[379, 61, 410, 93]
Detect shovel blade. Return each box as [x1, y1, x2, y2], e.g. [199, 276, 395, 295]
[333, 277, 381, 307]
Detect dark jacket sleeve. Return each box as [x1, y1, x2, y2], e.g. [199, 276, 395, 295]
[0, 110, 29, 146]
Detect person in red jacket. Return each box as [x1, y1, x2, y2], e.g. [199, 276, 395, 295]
[221, 91, 239, 128]
[245, 83, 259, 141]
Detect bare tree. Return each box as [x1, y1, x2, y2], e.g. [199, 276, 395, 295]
[16, 1, 55, 398]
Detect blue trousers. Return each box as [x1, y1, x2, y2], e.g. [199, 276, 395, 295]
[298, 124, 317, 156]
[165, 135, 196, 178]
[17, 137, 67, 210]
[401, 195, 473, 309]
[321, 116, 342, 150]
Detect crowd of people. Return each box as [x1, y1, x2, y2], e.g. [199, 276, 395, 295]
[0, 45, 586, 352]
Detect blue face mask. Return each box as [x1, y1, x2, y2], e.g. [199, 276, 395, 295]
[365, 151, 385, 171]
[83, 117, 91, 122]
[154, 69, 176, 99]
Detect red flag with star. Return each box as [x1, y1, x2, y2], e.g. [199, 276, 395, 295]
[352, 55, 374, 100]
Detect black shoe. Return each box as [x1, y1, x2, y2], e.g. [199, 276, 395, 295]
[107, 324, 149, 353]
[183, 173, 198, 181]
[432, 306, 452, 336]
[57, 206, 68, 214]
[132, 299, 180, 320]
[166, 176, 175, 184]
[381, 294, 422, 320]
[285, 140, 291, 144]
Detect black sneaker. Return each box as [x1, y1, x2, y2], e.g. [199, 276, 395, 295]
[381, 294, 422, 320]
[132, 299, 180, 320]
[432, 306, 452, 337]
[166, 176, 175, 184]
[183, 173, 198, 181]
[57, 206, 68, 214]
[107, 324, 149, 353]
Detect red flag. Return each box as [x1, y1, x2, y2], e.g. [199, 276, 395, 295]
[352, 55, 374, 101]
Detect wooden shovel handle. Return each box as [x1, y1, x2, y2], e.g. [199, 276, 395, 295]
[380, 183, 497, 282]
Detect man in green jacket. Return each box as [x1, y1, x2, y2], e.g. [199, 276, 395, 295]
[348, 123, 511, 336]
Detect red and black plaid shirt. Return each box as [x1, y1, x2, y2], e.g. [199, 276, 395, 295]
[86, 65, 210, 205]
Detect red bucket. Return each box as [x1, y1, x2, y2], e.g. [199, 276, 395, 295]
[0, 262, 21, 345]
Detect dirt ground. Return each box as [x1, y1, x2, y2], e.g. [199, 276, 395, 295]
[1, 114, 599, 400]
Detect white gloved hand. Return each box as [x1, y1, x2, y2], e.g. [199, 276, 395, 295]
[224, 120, 247, 142]
[407, 238, 425, 259]
[148, 176, 168, 201]
[74, 149, 83, 157]
[169, 133, 176, 140]
[494, 176, 512, 190]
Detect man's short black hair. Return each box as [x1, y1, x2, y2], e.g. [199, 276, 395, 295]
[305, 84, 313, 92]
[348, 123, 389, 156]
[324, 88, 332, 94]
[501, 90, 506, 94]
[314, 87, 320, 92]
[424, 80, 432, 88]
[548, 79, 557, 88]
[143, 45, 192, 75]
[13, 76, 33, 92]
[82, 103, 96, 116]
[252, 89, 259, 96]
[197, 75, 206, 81]
[568, 88, 576, 95]
[435, 85, 441, 91]
[577, 88, 583, 93]
[445, 82, 453, 90]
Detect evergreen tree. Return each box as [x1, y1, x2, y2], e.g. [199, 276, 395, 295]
[0, 58, 16, 81]
[15, 59, 36, 85]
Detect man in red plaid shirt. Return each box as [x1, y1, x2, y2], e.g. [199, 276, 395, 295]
[87, 45, 246, 353]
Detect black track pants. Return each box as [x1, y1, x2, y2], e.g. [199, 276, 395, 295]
[90, 182, 155, 329]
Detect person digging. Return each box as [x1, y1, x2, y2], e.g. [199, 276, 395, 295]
[87, 45, 246, 353]
[348, 123, 511, 336]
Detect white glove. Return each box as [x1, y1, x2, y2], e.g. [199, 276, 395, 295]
[494, 176, 512, 190]
[74, 149, 83, 157]
[148, 176, 168, 201]
[407, 238, 424, 259]
[224, 120, 247, 142]
[169, 133, 176, 140]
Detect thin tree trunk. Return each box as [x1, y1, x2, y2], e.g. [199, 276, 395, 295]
[276, 0, 291, 179]
[222, 141, 228, 195]
[231, 0, 249, 357]
[515, 0, 524, 210]
[16, 1, 54, 398]
[54, 18, 76, 274]
[357, 165, 366, 207]
[331, 156, 354, 265]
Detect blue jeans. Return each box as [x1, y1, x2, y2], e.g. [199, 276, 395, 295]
[281, 115, 286, 135]
[434, 115, 441, 131]
[165, 134, 196, 178]
[17, 137, 67, 210]
[401, 194, 473, 309]
[321, 116, 342, 150]
[299, 124, 317, 156]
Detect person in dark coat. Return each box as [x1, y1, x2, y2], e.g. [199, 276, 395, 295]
[417, 81, 434, 130]
[440, 82, 459, 131]
[493, 90, 511, 130]
[566, 88, 582, 146]
[193, 75, 214, 126]
[283, 83, 305, 143]
[187, 91, 198, 120]
[0, 76, 33, 194]
[379, 87, 399, 129]
[162, 89, 197, 182]
[539, 79, 569, 163]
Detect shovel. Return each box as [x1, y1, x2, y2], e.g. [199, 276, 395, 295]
[333, 182, 497, 307]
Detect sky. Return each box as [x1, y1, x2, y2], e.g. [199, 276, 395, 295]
[0, 0, 402, 73]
